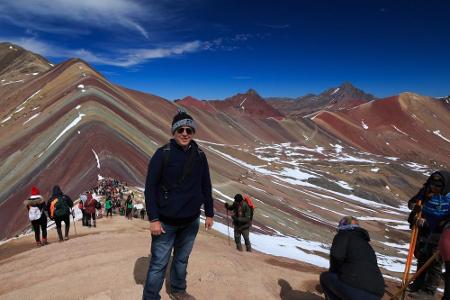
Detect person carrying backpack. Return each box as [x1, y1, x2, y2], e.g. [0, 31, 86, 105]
[143, 109, 214, 300]
[224, 194, 252, 252]
[47, 185, 73, 241]
[320, 216, 385, 300]
[24, 186, 48, 247]
[407, 170, 450, 299]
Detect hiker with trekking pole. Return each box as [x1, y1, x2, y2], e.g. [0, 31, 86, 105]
[402, 170, 450, 299]
[47, 185, 73, 241]
[224, 194, 255, 252]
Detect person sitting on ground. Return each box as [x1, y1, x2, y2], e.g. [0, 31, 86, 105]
[320, 216, 385, 300]
[47, 185, 73, 241]
[24, 186, 48, 247]
[224, 194, 252, 252]
[408, 170, 450, 298]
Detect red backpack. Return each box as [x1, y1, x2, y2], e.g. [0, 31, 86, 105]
[243, 195, 255, 220]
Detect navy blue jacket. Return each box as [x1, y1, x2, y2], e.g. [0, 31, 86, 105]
[145, 139, 214, 225]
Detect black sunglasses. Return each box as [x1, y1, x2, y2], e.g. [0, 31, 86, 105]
[176, 127, 193, 135]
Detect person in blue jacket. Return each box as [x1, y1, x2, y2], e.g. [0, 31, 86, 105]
[143, 109, 214, 300]
[408, 170, 450, 299]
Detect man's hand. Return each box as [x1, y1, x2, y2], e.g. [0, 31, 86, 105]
[150, 221, 165, 236]
[205, 217, 213, 231]
[417, 218, 427, 228]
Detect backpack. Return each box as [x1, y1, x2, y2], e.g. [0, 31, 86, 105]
[29, 206, 42, 221]
[243, 195, 256, 221]
[54, 196, 70, 218]
[95, 200, 102, 210]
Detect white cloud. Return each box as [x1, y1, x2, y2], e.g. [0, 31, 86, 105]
[0, 0, 152, 38]
[2, 37, 204, 67]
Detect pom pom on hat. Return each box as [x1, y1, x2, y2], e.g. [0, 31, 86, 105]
[171, 108, 196, 134]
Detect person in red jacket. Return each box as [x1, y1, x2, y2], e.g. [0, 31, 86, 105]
[84, 192, 97, 228]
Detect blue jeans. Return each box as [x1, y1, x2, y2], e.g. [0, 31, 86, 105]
[320, 272, 381, 300]
[143, 218, 200, 300]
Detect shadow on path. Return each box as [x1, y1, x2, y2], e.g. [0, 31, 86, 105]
[278, 278, 324, 300]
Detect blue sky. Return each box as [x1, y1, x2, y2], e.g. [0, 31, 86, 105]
[1, 0, 449, 100]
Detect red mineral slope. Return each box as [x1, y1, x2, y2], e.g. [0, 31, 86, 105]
[312, 93, 450, 164]
[209, 89, 285, 120]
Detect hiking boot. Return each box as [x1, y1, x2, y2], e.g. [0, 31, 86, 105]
[407, 282, 421, 293]
[36, 241, 42, 247]
[57, 228, 64, 241]
[169, 291, 196, 300]
[246, 244, 252, 252]
[64, 236, 69, 241]
[42, 238, 48, 245]
[236, 243, 243, 252]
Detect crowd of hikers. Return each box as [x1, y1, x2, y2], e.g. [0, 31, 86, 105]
[24, 178, 147, 247]
[24, 108, 450, 300]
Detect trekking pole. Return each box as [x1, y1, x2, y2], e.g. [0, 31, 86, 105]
[226, 209, 231, 246]
[390, 250, 440, 300]
[399, 200, 422, 300]
[71, 209, 77, 235]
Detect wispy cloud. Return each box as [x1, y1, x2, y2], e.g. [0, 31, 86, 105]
[0, 0, 152, 38]
[2, 32, 259, 67]
[3, 37, 205, 67]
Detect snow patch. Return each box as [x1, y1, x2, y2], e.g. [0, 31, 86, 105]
[23, 113, 40, 125]
[92, 149, 100, 169]
[361, 120, 369, 130]
[433, 130, 450, 143]
[330, 88, 340, 95]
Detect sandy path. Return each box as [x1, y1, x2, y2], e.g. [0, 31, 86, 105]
[0, 216, 408, 299]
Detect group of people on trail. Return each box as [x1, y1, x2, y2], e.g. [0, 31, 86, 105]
[24, 185, 73, 246]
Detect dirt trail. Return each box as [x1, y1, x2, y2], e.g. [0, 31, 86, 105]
[0, 216, 407, 299]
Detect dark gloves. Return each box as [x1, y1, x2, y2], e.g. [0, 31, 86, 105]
[224, 203, 230, 209]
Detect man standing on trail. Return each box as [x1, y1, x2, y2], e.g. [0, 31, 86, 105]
[224, 194, 252, 252]
[408, 170, 450, 299]
[143, 109, 214, 300]
[320, 216, 385, 300]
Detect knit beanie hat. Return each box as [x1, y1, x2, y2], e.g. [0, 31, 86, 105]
[234, 194, 243, 202]
[29, 186, 42, 199]
[171, 108, 196, 135]
[338, 216, 359, 231]
[429, 173, 444, 188]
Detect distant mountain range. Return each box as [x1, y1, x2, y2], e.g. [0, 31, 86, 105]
[0, 39, 449, 272]
[267, 82, 376, 118]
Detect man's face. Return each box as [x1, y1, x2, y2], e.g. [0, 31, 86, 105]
[430, 185, 443, 194]
[174, 126, 194, 148]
